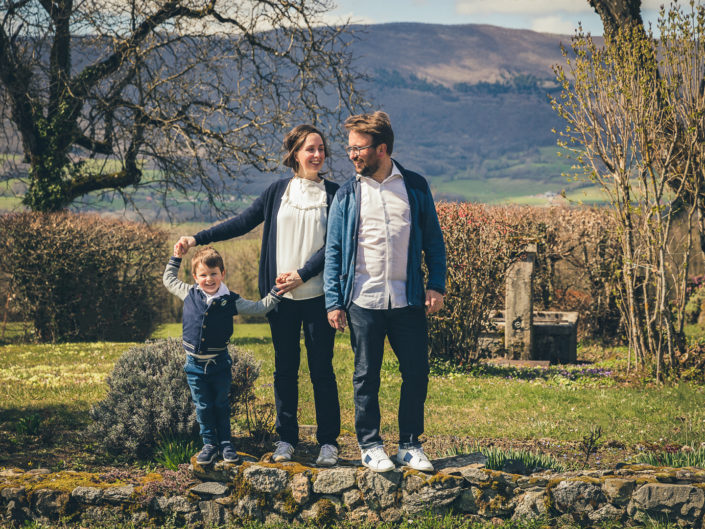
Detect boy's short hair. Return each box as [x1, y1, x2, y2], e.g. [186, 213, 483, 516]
[191, 246, 225, 273]
[344, 111, 394, 155]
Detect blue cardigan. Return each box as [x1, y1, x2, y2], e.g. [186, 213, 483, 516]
[194, 177, 340, 298]
[323, 160, 446, 312]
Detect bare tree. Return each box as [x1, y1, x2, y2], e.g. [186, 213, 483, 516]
[553, 5, 705, 378]
[0, 0, 362, 213]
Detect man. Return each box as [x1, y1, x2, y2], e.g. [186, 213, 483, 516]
[324, 111, 446, 473]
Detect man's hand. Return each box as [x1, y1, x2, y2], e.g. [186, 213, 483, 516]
[174, 236, 196, 257]
[425, 289, 444, 315]
[327, 309, 347, 331]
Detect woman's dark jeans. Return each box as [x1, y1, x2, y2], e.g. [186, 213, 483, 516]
[267, 295, 340, 447]
[347, 303, 429, 449]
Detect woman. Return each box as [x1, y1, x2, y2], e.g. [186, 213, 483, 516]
[175, 125, 341, 466]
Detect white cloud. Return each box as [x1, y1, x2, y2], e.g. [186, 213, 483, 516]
[531, 15, 577, 34]
[456, 0, 593, 15]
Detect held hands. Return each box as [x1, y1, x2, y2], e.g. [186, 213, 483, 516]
[173, 236, 196, 258]
[327, 309, 347, 332]
[425, 289, 444, 315]
[275, 271, 303, 295]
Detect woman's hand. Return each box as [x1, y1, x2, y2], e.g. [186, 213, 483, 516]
[174, 236, 196, 257]
[275, 271, 303, 294]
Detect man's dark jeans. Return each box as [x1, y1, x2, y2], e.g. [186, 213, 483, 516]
[347, 302, 429, 449]
[267, 296, 340, 447]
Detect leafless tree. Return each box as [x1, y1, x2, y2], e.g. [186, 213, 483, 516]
[0, 0, 363, 213]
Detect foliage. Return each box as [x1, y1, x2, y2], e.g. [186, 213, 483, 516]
[0, 0, 361, 212]
[0, 211, 167, 342]
[153, 435, 198, 471]
[88, 338, 260, 459]
[443, 442, 565, 473]
[429, 203, 622, 365]
[552, 5, 705, 378]
[634, 445, 705, 469]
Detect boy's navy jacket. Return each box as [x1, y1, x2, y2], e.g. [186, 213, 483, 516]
[163, 257, 281, 355]
[323, 160, 446, 312]
[192, 177, 339, 298]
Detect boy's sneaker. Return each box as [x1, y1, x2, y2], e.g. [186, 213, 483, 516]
[396, 445, 434, 472]
[316, 444, 339, 467]
[220, 441, 240, 463]
[360, 445, 395, 472]
[272, 441, 294, 462]
[196, 443, 218, 465]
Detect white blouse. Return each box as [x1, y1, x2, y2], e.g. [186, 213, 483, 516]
[276, 177, 328, 300]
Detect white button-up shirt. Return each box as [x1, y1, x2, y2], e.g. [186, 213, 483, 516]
[352, 162, 411, 309]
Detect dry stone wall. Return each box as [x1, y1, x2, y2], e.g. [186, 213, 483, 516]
[3, 454, 705, 527]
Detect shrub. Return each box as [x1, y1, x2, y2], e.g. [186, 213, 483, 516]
[0, 211, 168, 342]
[430, 204, 622, 365]
[89, 338, 260, 458]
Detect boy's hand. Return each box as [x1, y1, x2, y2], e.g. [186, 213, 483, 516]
[276, 271, 303, 294]
[174, 236, 196, 257]
[425, 289, 444, 315]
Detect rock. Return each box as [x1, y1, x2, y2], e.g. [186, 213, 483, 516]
[357, 468, 401, 511]
[628, 483, 705, 523]
[510, 491, 547, 521]
[432, 453, 487, 473]
[381, 507, 403, 522]
[183, 510, 202, 525]
[130, 511, 149, 524]
[401, 475, 464, 514]
[602, 478, 636, 506]
[342, 489, 363, 509]
[454, 488, 478, 513]
[31, 489, 69, 518]
[164, 495, 197, 514]
[473, 487, 513, 517]
[243, 465, 289, 493]
[313, 467, 357, 494]
[551, 479, 604, 514]
[460, 468, 492, 486]
[347, 505, 380, 523]
[234, 496, 263, 521]
[189, 481, 229, 499]
[289, 473, 311, 504]
[71, 486, 103, 505]
[588, 503, 624, 523]
[199, 500, 225, 526]
[0, 487, 26, 503]
[102, 485, 135, 504]
[516, 475, 549, 490]
[189, 457, 231, 482]
[0, 469, 24, 478]
[299, 497, 342, 523]
[265, 512, 288, 524]
[26, 468, 51, 476]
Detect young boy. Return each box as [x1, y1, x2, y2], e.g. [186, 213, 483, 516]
[164, 245, 282, 465]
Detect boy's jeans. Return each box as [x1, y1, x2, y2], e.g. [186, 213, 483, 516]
[184, 353, 232, 446]
[347, 303, 429, 449]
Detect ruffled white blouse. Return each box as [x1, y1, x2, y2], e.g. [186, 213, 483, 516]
[275, 177, 328, 300]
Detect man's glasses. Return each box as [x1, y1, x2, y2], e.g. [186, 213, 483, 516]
[345, 144, 376, 156]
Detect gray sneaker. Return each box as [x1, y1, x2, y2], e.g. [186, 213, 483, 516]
[272, 441, 294, 462]
[196, 443, 218, 465]
[316, 444, 339, 467]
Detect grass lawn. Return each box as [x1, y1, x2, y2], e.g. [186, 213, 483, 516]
[3, 322, 705, 473]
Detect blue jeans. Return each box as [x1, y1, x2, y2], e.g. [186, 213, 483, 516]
[184, 353, 232, 446]
[347, 303, 429, 449]
[267, 296, 340, 447]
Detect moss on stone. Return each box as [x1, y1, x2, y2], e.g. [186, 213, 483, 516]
[273, 488, 300, 516]
[313, 498, 338, 526]
[0, 470, 130, 494]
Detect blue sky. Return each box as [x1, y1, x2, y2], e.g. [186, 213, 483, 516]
[329, 0, 679, 36]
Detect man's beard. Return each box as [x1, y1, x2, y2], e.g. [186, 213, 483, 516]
[356, 157, 379, 177]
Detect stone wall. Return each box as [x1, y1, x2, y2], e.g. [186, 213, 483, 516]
[2, 454, 705, 527]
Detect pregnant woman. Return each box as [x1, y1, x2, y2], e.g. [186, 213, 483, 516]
[175, 125, 341, 466]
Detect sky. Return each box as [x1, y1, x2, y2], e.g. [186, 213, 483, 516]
[329, 0, 683, 36]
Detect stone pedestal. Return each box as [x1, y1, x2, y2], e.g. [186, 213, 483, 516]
[505, 244, 536, 360]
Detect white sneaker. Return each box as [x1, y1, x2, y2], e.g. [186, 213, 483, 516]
[316, 444, 339, 467]
[272, 441, 294, 462]
[396, 446, 434, 472]
[360, 445, 395, 472]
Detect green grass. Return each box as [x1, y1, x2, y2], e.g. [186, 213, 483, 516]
[145, 323, 705, 448]
[3, 323, 705, 462]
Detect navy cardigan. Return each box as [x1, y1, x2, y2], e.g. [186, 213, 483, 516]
[194, 177, 340, 298]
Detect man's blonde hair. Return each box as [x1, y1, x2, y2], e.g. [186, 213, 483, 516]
[191, 246, 224, 273]
[344, 111, 394, 155]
